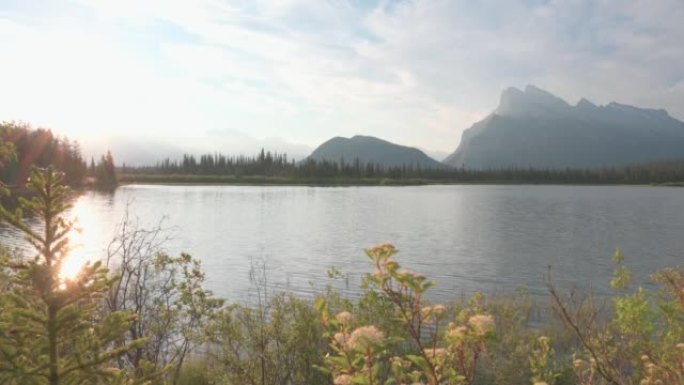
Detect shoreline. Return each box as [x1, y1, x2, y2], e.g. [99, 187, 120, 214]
[117, 174, 684, 188]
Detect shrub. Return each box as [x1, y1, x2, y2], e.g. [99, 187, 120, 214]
[318, 243, 498, 385]
[551, 250, 684, 385]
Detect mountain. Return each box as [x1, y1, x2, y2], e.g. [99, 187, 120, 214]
[444, 85, 684, 169]
[308, 135, 443, 168]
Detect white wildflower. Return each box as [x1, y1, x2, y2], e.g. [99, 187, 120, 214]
[334, 374, 352, 385]
[336, 311, 353, 326]
[347, 325, 384, 351]
[333, 332, 346, 347]
[468, 314, 495, 335]
[447, 325, 467, 341]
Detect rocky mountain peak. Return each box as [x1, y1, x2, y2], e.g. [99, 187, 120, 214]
[576, 98, 597, 110]
[444, 86, 684, 169]
[496, 85, 571, 117]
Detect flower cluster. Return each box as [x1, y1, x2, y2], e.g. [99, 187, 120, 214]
[335, 311, 353, 326]
[468, 314, 495, 336]
[322, 309, 387, 385]
[346, 325, 384, 352]
[365, 243, 397, 258]
[333, 374, 352, 385]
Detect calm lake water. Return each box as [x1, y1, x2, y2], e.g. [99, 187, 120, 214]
[2, 184, 684, 302]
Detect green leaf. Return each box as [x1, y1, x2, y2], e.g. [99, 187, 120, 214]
[406, 354, 430, 373]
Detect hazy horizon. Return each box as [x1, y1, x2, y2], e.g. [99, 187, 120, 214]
[1, 0, 683, 164]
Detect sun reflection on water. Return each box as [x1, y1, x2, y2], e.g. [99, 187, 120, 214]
[59, 196, 99, 281]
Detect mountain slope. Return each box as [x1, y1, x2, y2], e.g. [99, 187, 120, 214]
[308, 135, 443, 168]
[444, 85, 684, 169]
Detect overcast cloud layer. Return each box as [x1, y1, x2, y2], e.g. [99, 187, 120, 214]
[0, 0, 683, 160]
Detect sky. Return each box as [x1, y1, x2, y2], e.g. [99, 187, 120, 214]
[0, 0, 683, 163]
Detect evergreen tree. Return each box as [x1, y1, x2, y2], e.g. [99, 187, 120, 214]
[0, 167, 145, 385]
[0, 130, 14, 169]
[94, 151, 118, 191]
[0, 122, 87, 187]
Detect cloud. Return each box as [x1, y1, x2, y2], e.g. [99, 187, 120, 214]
[1, 0, 683, 156]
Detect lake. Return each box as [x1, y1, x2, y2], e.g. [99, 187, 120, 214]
[2, 184, 684, 303]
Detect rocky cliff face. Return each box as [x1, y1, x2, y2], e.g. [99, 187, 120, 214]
[444, 85, 684, 169]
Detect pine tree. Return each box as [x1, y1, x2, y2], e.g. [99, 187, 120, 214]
[0, 167, 145, 385]
[94, 152, 118, 191]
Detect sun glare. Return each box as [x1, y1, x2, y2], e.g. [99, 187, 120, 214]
[59, 197, 98, 281]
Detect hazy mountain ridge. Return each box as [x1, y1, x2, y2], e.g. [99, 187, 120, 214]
[307, 135, 443, 168]
[444, 85, 684, 169]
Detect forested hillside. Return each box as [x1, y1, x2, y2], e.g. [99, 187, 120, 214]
[0, 122, 116, 190]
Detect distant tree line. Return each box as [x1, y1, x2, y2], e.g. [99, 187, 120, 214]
[149, 149, 298, 177]
[0, 122, 117, 190]
[126, 149, 684, 185]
